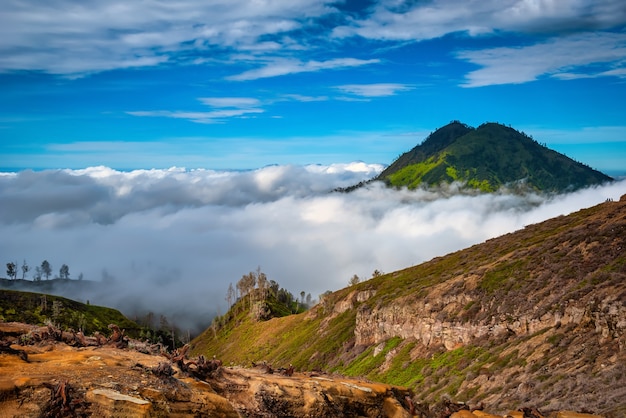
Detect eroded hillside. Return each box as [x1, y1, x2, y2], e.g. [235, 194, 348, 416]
[193, 195, 626, 416]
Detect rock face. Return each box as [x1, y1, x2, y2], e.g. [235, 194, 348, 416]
[353, 281, 626, 350]
[86, 389, 152, 417]
[210, 367, 412, 418]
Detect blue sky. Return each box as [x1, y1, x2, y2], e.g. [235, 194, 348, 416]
[1, 0, 626, 174]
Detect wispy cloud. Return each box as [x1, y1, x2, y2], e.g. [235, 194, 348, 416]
[0, 0, 339, 75]
[336, 83, 414, 97]
[280, 94, 329, 102]
[127, 108, 264, 124]
[198, 97, 261, 108]
[457, 32, 626, 87]
[128, 96, 265, 124]
[226, 57, 381, 81]
[2, 0, 624, 83]
[333, 0, 626, 41]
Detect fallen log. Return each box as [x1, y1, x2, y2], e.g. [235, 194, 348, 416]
[107, 324, 128, 349]
[41, 380, 91, 418]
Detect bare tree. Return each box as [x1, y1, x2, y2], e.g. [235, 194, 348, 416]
[257, 266, 268, 301]
[21, 260, 29, 280]
[34, 266, 42, 282]
[237, 271, 257, 306]
[225, 282, 235, 309]
[348, 274, 360, 286]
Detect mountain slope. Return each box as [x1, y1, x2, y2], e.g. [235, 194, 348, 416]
[376, 121, 613, 192]
[192, 195, 626, 415]
[0, 289, 141, 337]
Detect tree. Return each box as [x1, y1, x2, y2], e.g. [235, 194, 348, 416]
[41, 260, 52, 280]
[235, 278, 245, 303]
[59, 264, 70, 279]
[34, 266, 42, 282]
[257, 267, 268, 301]
[348, 274, 360, 286]
[371, 269, 383, 278]
[300, 291, 305, 305]
[6, 262, 17, 280]
[78, 272, 84, 281]
[269, 280, 279, 298]
[52, 300, 63, 323]
[237, 271, 257, 306]
[21, 260, 29, 280]
[225, 282, 235, 309]
[306, 293, 312, 307]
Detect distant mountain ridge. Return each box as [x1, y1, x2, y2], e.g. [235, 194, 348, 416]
[376, 121, 613, 192]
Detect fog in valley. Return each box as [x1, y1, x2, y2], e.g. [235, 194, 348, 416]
[1, 164, 624, 334]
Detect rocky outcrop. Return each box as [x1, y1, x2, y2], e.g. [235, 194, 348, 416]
[86, 389, 152, 417]
[211, 367, 412, 417]
[354, 290, 626, 350]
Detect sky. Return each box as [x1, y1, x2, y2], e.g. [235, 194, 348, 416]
[0, 0, 625, 174]
[1, 1, 626, 333]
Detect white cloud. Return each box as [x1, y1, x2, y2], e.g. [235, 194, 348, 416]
[281, 94, 329, 102]
[226, 57, 381, 81]
[336, 83, 413, 97]
[198, 97, 261, 108]
[127, 108, 264, 124]
[457, 32, 626, 87]
[2, 0, 625, 78]
[333, 0, 626, 41]
[128, 96, 265, 123]
[0, 0, 339, 75]
[1, 165, 624, 333]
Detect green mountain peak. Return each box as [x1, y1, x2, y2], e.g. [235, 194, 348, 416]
[376, 121, 612, 192]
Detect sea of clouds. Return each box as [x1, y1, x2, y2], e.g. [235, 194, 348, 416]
[1, 163, 624, 334]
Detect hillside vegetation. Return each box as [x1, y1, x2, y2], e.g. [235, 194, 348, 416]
[376, 121, 613, 192]
[192, 195, 626, 415]
[0, 289, 141, 338]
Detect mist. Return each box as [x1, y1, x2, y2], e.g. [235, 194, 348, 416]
[1, 164, 624, 334]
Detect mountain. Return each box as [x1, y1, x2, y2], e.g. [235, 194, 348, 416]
[191, 195, 626, 416]
[375, 121, 613, 192]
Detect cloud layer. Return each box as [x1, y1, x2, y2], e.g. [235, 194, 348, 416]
[1, 164, 624, 333]
[2, 0, 624, 86]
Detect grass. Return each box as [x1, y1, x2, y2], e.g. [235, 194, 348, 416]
[0, 289, 141, 337]
[479, 259, 529, 293]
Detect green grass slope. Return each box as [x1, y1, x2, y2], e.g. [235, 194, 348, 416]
[192, 195, 626, 414]
[377, 121, 613, 192]
[0, 289, 141, 337]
